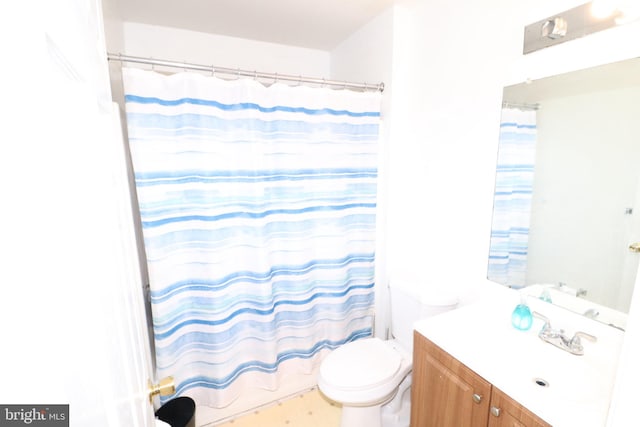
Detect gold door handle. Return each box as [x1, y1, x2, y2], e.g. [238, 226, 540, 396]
[148, 376, 175, 403]
[629, 243, 640, 253]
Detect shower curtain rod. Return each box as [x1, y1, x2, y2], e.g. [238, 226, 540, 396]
[107, 53, 385, 92]
[502, 101, 539, 110]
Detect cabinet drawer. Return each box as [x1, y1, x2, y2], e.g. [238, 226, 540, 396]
[488, 387, 551, 427]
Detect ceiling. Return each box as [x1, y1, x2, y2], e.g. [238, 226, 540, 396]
[115, 0, 397, 51]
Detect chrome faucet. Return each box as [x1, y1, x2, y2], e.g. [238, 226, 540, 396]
[532, 312, 597, 356]
[583, 308, 600, 319]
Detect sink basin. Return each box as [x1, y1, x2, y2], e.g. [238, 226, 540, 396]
[510, 349, 613, 425]
[413, 287, 625, 427]
[523, 344, 609, 404]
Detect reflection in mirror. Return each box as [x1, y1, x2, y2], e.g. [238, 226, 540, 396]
[488, 57, 640, 330]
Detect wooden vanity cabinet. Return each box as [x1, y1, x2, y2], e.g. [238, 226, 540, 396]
[410, 331, 491, 427]
[487, 387, 550, 427]
[411, 332, 551, 427]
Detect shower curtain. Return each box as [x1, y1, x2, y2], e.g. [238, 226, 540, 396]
[121, 67, 381, 407]
[488, 107, 537, 288]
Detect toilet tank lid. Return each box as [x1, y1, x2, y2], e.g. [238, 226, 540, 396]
[390, 277, 459, 307]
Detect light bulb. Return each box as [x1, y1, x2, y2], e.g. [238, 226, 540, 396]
[616, 0, 640, 24]
[591, 0, 619, 18]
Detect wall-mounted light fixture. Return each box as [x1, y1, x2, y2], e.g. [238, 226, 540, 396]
[523, 1, 638, 54]
[540, 17, 568, 39]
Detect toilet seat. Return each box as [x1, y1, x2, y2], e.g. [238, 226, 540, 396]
[317, 282, 459, 427]
[320, 338, 403, 391]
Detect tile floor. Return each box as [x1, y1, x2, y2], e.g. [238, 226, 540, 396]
[213, 388, 341, 427]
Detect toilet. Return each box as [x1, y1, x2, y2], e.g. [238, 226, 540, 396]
[317, 281, 459, 427]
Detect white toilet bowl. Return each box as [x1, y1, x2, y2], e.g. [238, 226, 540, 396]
[317, 280, 459, 427]
[318, 337, 411, 427]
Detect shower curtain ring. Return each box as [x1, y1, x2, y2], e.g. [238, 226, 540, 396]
[274, 73, 278, 84]
[298, 75, 302, 86]
[211, 66, 215, 77]
[236, 67, 240, 79]
[254, 70, 257, 80]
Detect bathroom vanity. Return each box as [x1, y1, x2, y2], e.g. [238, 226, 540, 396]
[411, 332, 549, 427]
[410, 287, 625, 427]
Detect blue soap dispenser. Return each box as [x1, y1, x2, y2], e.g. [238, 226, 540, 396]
[511, 292, 533, 331]
[539, 288, 552, 303]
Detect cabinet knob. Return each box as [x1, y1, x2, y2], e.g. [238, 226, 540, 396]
[490, 406, 501, 417]
[472, 393, 483, 404]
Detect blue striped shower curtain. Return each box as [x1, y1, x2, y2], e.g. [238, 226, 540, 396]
[121, 68, 381, 407]
[488, 108, 537, 288]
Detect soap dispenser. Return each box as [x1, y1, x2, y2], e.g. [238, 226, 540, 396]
[511, 292, 533, 331]
[539, 288, 552, 303]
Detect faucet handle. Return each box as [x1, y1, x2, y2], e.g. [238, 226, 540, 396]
[532, 311, 551, 332]
[571, 331, 597, 345]
[569, 331, 597, 354]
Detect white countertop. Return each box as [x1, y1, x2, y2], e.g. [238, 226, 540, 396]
[413, 286, 625, 427]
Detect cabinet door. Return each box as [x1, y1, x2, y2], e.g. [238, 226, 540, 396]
[411, 332, 491, 427]
[488, 387, 551, 427]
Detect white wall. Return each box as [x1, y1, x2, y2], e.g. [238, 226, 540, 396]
[331, 1, 640, 425]
[331, 6, 396, 338]
[119, 22, 329, 78]
[104, 21, 332, 129]
[102, 0, 124, 52]
[375, 0, 518, 305]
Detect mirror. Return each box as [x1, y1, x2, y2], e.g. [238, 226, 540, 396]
[488, 57, 640, 330]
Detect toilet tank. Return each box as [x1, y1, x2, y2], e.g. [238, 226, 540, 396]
[389, 280, 459, 353]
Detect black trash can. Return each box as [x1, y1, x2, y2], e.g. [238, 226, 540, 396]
[155, 397, 196, 427]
